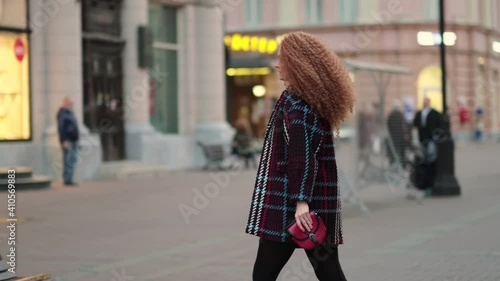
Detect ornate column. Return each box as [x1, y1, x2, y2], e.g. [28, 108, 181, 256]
[39, 0, 101, 181]
[190, 3, 234, 163]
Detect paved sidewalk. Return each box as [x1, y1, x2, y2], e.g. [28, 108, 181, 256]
[0, 142, 499, 281]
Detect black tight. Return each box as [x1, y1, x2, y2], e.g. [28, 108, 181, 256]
[252, 238, 347, 281]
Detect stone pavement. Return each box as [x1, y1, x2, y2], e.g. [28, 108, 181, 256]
[0, 142, 499, 281]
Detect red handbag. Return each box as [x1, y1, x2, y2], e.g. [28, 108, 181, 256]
[287, 211, 327, 250]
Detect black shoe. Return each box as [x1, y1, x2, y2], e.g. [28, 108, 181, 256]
[64, 182, 78, 187]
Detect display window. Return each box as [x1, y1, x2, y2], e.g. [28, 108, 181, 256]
[0, 32, 30, 141]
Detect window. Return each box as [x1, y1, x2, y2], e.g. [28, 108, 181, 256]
[467, 0, 479, 24]
[305, 0, 322, 24]
[483, 0, 493, 28]
[149, 3, 177, 44]
[492, 70, 499, 131]
[148, 3, 179, 134]
[338, 0, 357, 24]
[357, 0, 378, 23]
[423, 0, 438, 21]
[245, 0, 262, 26]
[278, 0, 298, 26]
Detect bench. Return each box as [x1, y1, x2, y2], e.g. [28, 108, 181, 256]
[197, 142, 234, 171]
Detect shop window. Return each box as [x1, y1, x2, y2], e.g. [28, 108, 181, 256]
[418, 65, 443, 113]
[0, 33, 30, 141]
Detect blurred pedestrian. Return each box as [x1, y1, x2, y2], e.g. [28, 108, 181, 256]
[232, 118, 257, 169]
[412, 97, 441, 195]
[475, 107, 484, 141]
[386, 100, 410, 168]
[56, 96, 79, 186]
[357, 102, 376, 154]
[458, 103, 470, 127]
[245, 31, 355, 281]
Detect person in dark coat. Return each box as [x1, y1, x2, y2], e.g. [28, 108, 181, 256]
[412, 97, 441, 193]
[386, 100, 410, 168]
[357, 102, 376, 153]
[232, 118, 257, 169]
[246, 32, 355, 281]
[413, 97, 441, 144]
[57, 96, 80, 186]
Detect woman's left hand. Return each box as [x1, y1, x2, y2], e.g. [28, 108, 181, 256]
[295, 201, 313, 232]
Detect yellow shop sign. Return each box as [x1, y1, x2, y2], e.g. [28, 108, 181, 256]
[225, 34, 284, 55]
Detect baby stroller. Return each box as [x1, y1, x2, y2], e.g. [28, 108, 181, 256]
[407, 140, 437, 197]
[379, 138, 422, 202]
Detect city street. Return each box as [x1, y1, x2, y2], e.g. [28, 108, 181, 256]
[1, 142, 500, 281]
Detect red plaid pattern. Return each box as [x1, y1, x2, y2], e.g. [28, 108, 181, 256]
[245, 91, 343, 245]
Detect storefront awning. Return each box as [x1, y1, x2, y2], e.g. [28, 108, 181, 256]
[228, 54, 274, 69]
[342, 59, 411, 74]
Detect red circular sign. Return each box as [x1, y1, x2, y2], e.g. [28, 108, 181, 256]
[14, 38, 25, 62]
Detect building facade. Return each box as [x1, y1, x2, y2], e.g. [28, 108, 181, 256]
[224, 0, 500, 140]
[0, 0, 232, 180]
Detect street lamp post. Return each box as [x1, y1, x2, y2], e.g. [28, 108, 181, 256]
[432, 0, 461, 196]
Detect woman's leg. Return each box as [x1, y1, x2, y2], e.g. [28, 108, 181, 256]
[252, 238, 296, 281]
[305, 245, 347, 281]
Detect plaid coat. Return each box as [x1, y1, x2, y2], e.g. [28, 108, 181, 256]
[245, 90, 343, 245]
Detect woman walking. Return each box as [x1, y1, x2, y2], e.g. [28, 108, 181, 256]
[245, 31, 356, 281]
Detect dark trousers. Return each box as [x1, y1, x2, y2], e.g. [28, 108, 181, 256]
[242, 152, 257, 169]
[386, 138, 408, 169]
[413, 161, 437, 190]
[63, 141, 78, 184]
[252, 238, 347, 281]
[232, 147, 257, 169]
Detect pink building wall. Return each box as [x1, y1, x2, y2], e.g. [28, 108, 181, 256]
[261, 1, 277, 27]
[225, 2, 245, 29]
[224, 0, 500, 137]
[226, 0, 500, 30]
[322, 0, 338, 24]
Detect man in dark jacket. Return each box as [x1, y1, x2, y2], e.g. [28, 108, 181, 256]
[57, 96, 79, 186]
[412, 97, 441, 194]
[413, 97, 441, 143]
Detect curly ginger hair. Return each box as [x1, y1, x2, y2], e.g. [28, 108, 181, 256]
[279, 31, 356, 136]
